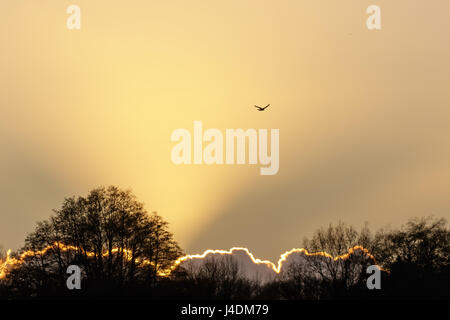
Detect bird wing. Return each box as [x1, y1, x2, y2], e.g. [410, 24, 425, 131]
[254, 105, 260, 109]
[264, 104, 270, 109]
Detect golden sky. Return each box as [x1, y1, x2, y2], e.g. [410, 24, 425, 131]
[1, 1, 450, 260]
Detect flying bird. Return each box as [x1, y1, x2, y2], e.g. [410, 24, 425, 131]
[254, 104, 270, 111]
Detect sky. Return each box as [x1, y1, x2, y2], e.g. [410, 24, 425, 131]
[1, 1, 450, 261]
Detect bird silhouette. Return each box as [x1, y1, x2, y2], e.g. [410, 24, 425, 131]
[254, 104, 270, 111]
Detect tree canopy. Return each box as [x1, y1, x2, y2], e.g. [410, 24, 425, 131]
[4, 186, 182, 297]
[0, 187, 448, 300]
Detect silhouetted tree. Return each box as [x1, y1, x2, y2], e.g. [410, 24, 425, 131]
[278, 261, 324, 300]
[300, 221, 378, 298]
[5, 186, 183, 297]
[2, 209, 449, 300]
[303, 221, 377, 257]
[174, 256, 259, 299]
[373, 216, 450, 299]
[374, 217, 449, 269]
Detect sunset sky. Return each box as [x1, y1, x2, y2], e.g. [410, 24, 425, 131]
[1, 1, 450, 261]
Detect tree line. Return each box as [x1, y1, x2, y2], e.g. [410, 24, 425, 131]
[0, 186, 448, 299]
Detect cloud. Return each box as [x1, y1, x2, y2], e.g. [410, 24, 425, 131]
[178, 246, 377, 283]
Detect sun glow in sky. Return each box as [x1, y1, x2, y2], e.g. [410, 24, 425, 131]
[1, 1, 450, 261]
